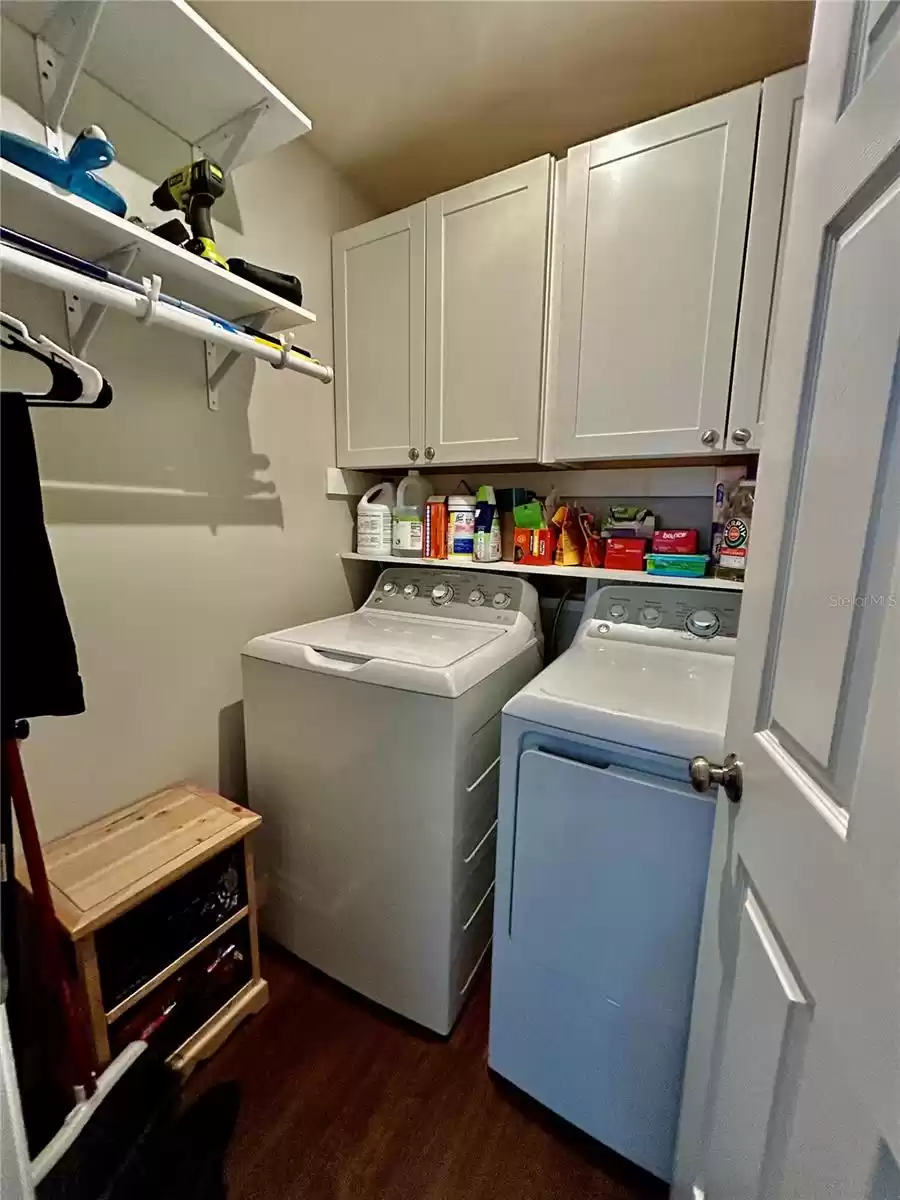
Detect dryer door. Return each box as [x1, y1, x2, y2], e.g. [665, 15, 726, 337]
[502, 747, 714, 1179]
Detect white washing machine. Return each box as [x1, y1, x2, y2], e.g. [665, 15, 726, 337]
[489, 582, 741, 1181]
[242, 567, 541, 1034]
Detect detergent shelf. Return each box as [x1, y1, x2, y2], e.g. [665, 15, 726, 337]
[0, 160, 317, 334]
[4, 0, 312, 170]
[340, 552, 745, 591]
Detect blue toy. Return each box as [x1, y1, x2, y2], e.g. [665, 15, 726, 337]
[0, 125, 127, 217]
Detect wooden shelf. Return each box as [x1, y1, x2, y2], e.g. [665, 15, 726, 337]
[4, 0, 311, 168]
[168, 977, 269, 1078]
[340, 552, 744, 591]
[104, 907, 250, 1023]
[1, 161, 316, 333]
[17, 782, 261, 939]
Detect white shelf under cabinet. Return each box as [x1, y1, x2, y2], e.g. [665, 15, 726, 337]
[4, 0, 312, 167]
[340, 552, 744, 591]
[0, 160, 316, 332]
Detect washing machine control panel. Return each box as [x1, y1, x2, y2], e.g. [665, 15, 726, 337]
[588, 584, 741, 640]
[368, 569, 527, 625]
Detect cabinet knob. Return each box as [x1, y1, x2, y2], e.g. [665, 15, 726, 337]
[731, 427, 752, 446]
[700, 429, 720, 447]
[408, 447, 419, 462]
[424, 446, 435, 460]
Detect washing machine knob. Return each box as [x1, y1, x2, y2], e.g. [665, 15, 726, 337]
[382, 581, 398, 596]
[468, 589, 486, 606]
[641, 605, 661, 625]
[402, 583, 419, 599]
[431, 583, 454, 605]
[608, 602, 627, 622]
[492, 592, 511, 609]
[687, 609, 720, 638]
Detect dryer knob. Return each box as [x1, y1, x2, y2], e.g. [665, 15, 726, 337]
[431, 583, 454, 605]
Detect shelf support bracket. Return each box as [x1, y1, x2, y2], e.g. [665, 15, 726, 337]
[204, 308, 278, 410]
[65, 243, 140, 356]
[35, 1, 106, 153]
[197, 100, 270, 174]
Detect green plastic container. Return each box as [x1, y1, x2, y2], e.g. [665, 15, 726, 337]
[645, 553, 709, 578]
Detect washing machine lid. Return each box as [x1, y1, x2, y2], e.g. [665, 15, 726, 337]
[271, 611, 504, 666]
[243, 611, 528, 698]
[505, 635, 733, 761]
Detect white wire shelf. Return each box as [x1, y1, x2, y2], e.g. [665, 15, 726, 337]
[340, 552, 744, 591]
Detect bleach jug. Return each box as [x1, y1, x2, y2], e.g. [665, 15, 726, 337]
[357, 482, 395, 556]
[392, 470, 431, 558]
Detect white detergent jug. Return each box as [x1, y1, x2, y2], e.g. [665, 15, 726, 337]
[392, 470, 431, 558]
[357, 482, 395, 556]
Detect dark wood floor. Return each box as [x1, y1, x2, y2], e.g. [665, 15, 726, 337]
[185, 943, 668, 1200]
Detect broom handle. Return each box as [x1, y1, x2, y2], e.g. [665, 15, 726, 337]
[5, 739, 96, 1098]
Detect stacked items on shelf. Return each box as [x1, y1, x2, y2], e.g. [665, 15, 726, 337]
[356, 469, 756, 582]
[0, 0, 330, 388]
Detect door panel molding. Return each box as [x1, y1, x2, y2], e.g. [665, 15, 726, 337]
[758, 173, 900, 782]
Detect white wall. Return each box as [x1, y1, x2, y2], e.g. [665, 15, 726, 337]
[1, 17, 378, 840]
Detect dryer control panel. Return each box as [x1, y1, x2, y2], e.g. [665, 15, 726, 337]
[366, 568, 532, 627]
[587, 584, 742, 640]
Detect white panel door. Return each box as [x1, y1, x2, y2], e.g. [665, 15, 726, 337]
[333, 205, 425, 469]
[674, 7, 900, 1200]
[727, 66, 807, 453]
[424, 156, 551, 466]
[553, 84, 760, 461]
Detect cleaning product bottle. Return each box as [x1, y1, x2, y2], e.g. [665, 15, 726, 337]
[715, 479, 756, 581]
[473, 485, 502, 562]
[392, 470, 431, 558]
[447, 494, 477, 560]
[356, 482, 395, 557]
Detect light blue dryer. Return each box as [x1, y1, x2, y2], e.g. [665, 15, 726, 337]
[488, 582, 742, 1181]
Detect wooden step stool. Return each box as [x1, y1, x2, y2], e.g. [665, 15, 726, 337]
[18, 783, 267, 1079]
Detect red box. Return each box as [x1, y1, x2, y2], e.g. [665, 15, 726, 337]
[514, 527, 557, 566]
[651, 529, 699, 554]
[604, 538, 647, 571]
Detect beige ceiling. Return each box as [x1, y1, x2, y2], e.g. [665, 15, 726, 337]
[196, 0, 813, 213]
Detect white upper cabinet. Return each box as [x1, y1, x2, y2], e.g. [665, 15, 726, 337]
[424, 156, 552, 465]
[727, 66, 806, 452]
[551, 84, 761, 461]
[333, 206, 426, 469]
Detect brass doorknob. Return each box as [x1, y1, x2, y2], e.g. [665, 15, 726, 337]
[690, 753, 743, 803]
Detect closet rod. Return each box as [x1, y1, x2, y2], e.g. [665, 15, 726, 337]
[0, 243, 334, 384]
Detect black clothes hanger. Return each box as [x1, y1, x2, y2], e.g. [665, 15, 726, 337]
[0, 313, 112, 408]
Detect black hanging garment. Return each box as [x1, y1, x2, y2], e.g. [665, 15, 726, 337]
[1, 395, 85, 722]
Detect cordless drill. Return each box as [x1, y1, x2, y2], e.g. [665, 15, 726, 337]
[152, 158, 228, 269]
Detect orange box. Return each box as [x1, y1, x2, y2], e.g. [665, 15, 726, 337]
[514, 527, 557, 566]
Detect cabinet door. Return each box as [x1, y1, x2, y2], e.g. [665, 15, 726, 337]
[553, 84, 760, 461]
[424, 157, 551, 466]
[333, 206, 425, 469]
[727, 66, 806, 452]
